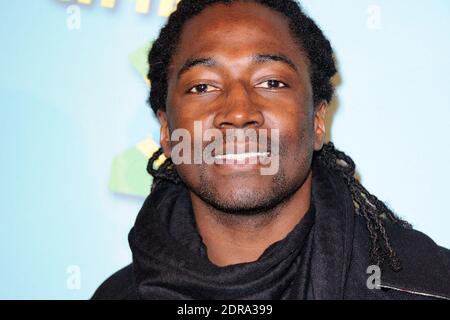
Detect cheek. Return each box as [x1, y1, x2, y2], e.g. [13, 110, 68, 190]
[167, 100, 216, 132]
[271, 116, 315, 176]
[264, 86, 314, 130]
[175, 163, 198, 182]
[269, 105, 315, 145]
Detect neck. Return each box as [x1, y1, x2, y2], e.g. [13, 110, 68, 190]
[191, 171, 313, 267]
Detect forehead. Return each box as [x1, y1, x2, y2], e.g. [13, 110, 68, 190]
[169, 2, 307, 72]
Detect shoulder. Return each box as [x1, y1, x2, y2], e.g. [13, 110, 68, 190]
[383, 220, 450, 270]
[91, 264, 138, 300]
[352, 214, 450, 299]
[383, 221, 450, 282]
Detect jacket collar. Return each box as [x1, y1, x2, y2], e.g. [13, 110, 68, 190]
[308, 160, 356, 299]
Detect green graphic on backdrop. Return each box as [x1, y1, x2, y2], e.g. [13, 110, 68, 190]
[128, 43, 152, 83]
[109, 138, 162, 197]
[108, 43, 164, 197]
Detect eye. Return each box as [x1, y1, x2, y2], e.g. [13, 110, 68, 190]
[187, 84, 219, 94]
[256, 80, 288, 89]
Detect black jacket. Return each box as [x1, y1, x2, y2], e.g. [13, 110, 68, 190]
[93, 162, 450, 300]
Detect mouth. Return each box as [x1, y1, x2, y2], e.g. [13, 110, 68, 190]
[214, 152, 270, 162]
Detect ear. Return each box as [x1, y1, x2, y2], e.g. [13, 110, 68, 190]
[313, 100, 327, 151]
[157, 109, 172, 159]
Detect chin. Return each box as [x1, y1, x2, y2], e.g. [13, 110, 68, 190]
[218, 188, 269, 210]
[193, 178, 292, 216]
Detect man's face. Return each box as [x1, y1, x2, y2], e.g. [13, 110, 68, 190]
[159, 1, 326, 214]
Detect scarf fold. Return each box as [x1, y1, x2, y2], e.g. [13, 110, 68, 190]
[128, 161, 356, 300]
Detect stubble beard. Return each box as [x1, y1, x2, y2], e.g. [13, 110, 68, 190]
[181, 143, 313, 218]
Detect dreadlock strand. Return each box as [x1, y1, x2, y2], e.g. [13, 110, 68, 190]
[317, 142, 409, 271]
[147, 148, 182, 191]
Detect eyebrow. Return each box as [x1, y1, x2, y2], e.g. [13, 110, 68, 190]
[252, 53, 298, 73]
[176, 53, 299, 79]
[177, 58, 217, 79]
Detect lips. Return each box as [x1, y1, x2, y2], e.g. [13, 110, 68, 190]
[214, 152, 270, 161]
[212, 141, 270, 155]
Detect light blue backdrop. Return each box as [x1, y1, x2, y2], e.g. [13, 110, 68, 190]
[0, 0, 449, 299]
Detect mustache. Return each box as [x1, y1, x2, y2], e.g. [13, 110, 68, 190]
[201, 129, 276, 154]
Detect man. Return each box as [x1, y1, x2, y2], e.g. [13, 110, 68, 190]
[93, 0, 450, 300]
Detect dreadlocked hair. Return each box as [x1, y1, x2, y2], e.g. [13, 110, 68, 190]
[146, 147, 182, 192]
[316, 143, 412, 272]
[145, 0, 412, 272]
[147, 144, 412, 272]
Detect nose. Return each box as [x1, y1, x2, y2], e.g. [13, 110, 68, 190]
[213, 83, 264, 129]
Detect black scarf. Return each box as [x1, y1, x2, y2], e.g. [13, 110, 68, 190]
[128, 161, 356, 300]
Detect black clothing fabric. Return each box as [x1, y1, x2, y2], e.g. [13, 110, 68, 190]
[92, 162, 450, 300]
[129, 183, 316, 299]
